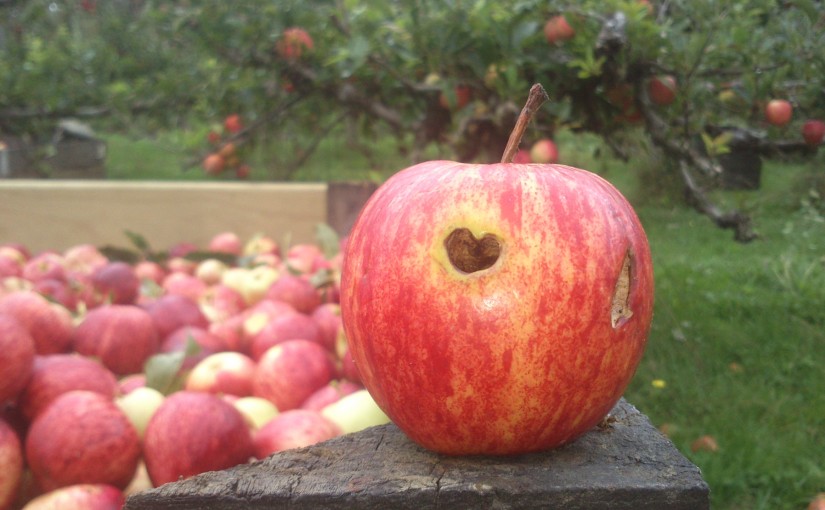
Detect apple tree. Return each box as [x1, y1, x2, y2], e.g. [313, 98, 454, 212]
[1, 0, 824, 240]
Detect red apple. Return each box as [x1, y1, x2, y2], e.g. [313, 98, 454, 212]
[0, 291, 74, 355]
[26, 391, 141, 491]
[809, 493, 825, 510]
[198, 283, 246, 323]
[90, 261, 140, 305]
[165, 256, 196, 275]
[300, 380, 362, 412]
[62, 244, 108, 276]
[253, 339, 336, 412]
[529, 138, 559, 164]
[544, 15, 575, 44]
[285, 244, 325, 275]
[0, 314, 35, 404]
[19, 354, 118, 421]
[252, 409, 340, 458]
[73, 305, 160, 375]
[310, 303, 342, 352]
[340, 144, 654, 454]
[208, 231, 243, 256]
[0, 253, 23, 279]
[31, 279, 77, 311]
[512, 148, 532, 163]
[250, 311, 324, 361]
[144, 294, 209, 339]
[438, 85, 472, 111]
[161, 272, 207, 302]
[161, 325, 224, 368]
[802, 119, 825, 146]
[276, 27, 314, 59]
[223, 114, 243, 134]
[0, 418, 24, 510]
[20, 483, 124, 510]
[265, 273, 322, 314]
[185, 351, 257, 397]
[142, 391, 253, 487]
[202, 154, 225, 175]
[765, 99, 793, 126]
[22, 253, 66, 283]
[134, 260, 166, 285]
[648, 75, 677, 106]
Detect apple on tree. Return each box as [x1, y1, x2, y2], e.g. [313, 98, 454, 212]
[543, 15, 575, 44]
[276, 27, 314, 60]
[529, 138, 558, 164]
[764, 99, 793, 127]
[340, 84, 654, 455]
[648, 75, 677, 106]
[802, 119, 825, 146]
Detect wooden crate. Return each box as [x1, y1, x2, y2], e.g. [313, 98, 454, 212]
[0, 180, 375, 253]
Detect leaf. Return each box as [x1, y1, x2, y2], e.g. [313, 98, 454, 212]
[183, 250, 237, 265]
[144, 337, 200, 396]
[98, 245, 140, 264]
[124, 230, 152, 252]
[315, 223, 340, 259]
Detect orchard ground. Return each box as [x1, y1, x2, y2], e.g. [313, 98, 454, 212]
[99, 130, 825, 509]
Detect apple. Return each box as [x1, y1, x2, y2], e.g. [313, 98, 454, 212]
[802, 119, 825, 146]
[243, 234, 280, 258]
[20, 484, 124, 510]
[117, 374, 146, 395]
[809, 493, 825, 510]
[31, 279, 77, 311]
[73, 304, 160, 375]
[276, 27, 314, 59]
[26, 391, 141, 491]
[208, 231, 243, 256]
[438, 85, 472, 111]
[202, 154, 225, 175]
[0, 291, 74, 355]
[232, 396, 279, 430]
[22, 253, 66, 283]
[165, 256, 196, 275]
[161, 325, 224, 368]
[198, 283, 246, 323]
[319, 389, 391, 435]
[144, 293, 209, 339]
[194, 258, 228, 285]
[115, 386, 165, 439]
[310, 303, 342, 352]
[285, 244, 325, 275]
[184, 351, 257, 397]
[0, 253, 23, 279]
[512, 148, 532, 163]
[265, 273, 321, 314]
[339, 85, 654, 455]
[223, 114, 243, 134]
[529, 138, 558, 164]
[250, 311, 324, 360]
[133, 261, 166, 285]
[142, 391, 254, 487]
[18, 354, 118, 421]
[0, 418, 23, 510]
[62, 244, 108, 275]
[221, 266, 280, 305]
[648, 75, 677, 106]
[544, 15, 575, 44]
[0, 314, 35, 404]
[253, 339, 337, 411]
[300, 380, 362, 412]
[252, 409, 340, 458]
[90, 261, 140, 305]
[764, 99, 792, 126]
[161, 272, 207, 302]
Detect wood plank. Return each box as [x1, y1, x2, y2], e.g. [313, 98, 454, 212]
[0, 180, 328, 253]
[125, 400, 709, 510]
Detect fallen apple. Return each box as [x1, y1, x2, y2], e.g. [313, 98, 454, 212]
[232, 396, 279, 430]
[0, 291, 74, 355]
[0, 418, 24, 510]
[340, 84, 654, 455]
[19, 483, 124, 510]
[25, 391, 141, 491]
[184, 351, 257, 397]
[115, 386, 165, 439]
[0, 314, 35, 404]
[319, 389, 390, 435]
[252, 409, 340, 458]
[253, 339, 336, 411]
[73, 304, 160, 376]
[142, 391, 253, 486]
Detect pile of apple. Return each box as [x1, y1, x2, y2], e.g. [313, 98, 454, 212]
[0, 230, 388, 509]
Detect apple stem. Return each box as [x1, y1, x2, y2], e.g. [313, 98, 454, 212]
[501, 83, 550, 163]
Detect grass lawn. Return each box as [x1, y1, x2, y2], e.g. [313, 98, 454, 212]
[104, 131, 825, 509]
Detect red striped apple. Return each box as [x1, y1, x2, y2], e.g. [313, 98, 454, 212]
[340, 85, 654, 455]
[73, 305, 160, 376]
[252, 409, 340, 458]
[25, 391, 141, 491]
[0, 314, 35, 404]
[253, 339, 336, 411]
[142, 391, 253, 486]
[0, 291, 74, 355]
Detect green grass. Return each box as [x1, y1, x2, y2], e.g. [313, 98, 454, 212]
[103, 130, 825, 509]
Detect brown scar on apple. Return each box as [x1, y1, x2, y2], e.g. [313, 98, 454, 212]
[610, 250, 633, 328]
[444, 228, 501, 274]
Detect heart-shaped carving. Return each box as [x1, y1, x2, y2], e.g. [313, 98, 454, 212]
[444, 228, 501, 274]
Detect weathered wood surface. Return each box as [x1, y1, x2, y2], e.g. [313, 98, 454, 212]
[125, 400, 709, 510]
